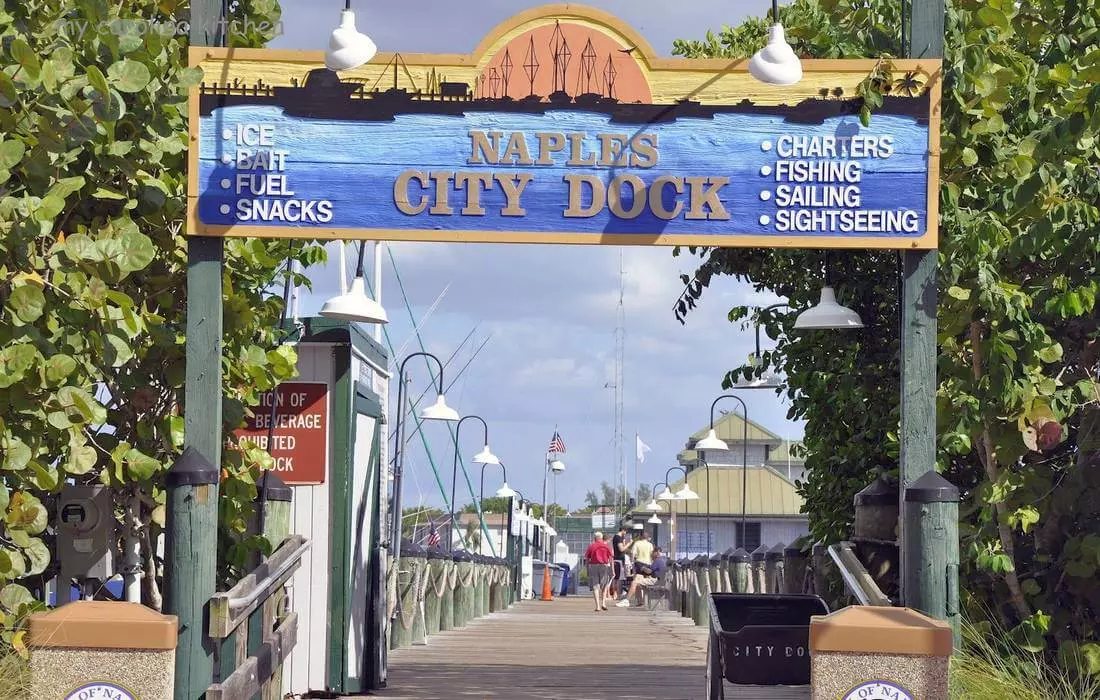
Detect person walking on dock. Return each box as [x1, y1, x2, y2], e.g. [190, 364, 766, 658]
[584, 532, 614, 611]
[610, 526, 630, 599]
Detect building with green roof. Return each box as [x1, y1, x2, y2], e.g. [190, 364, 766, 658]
[637, 412, 809, 558]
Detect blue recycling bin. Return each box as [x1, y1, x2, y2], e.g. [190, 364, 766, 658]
[558, 563, 571, 596]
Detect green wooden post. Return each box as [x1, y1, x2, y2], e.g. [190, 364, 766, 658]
[783, 545, 809, 595]
[766, 543, 786, 594]
[169, 5, 226, 698]
[477, 559, 490, 617]
[900, 0, 948, 613]
[438, 557, 455, 631]
[453, 554, 473, 627]
[681, 559, 694, 619]
[425, 551, 447, 636]
[693, 557, 710, 627]
[730, 548, 751, 593]
[708, 554, 723, 593]
[751, 544, 768, 594]
[410, 551, 428, 646]
[905, 472, 961, 647]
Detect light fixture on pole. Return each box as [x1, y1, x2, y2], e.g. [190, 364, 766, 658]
[319, 241, 389, 324]
[647, 513, 662, 525]
[748, 0, 803, 85]
[388, 352, 459, 624]
[697, 395, 751, 555]
[663, 468, 695, 559]
[449, 415, 499, 551]
[644, 497, 663, 512]
[325, 1, 378, 72]
[656, 484, 677, 501]
[704, 394, 751, 552]
[794, 253, 865, 330]
[478, 460, 513, 558]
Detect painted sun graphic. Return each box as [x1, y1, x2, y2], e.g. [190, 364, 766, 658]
[475, 21, 653, 104]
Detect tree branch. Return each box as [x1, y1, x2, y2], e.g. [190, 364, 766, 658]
[970, 320, 1032, 622]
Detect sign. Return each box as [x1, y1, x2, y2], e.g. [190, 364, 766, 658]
[187, 5, 941, 250]
[236, 381, 328, 485]
[591, 507, 616, 529]
[64, 682, 136, 700]
[842, 680, 914, 700]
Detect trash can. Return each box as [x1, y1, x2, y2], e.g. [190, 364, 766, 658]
[558, 563, 571, 596]
[705, 592, 830, 698]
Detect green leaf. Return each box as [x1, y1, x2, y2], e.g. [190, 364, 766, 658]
[56, 386, 107, 425]
[859, 104, 871, 127]
[86, 64, 110, 97]
[44, 354, 77, 383]
[125, 448, 162, 481]
[115, 230, 156, 274]
[34, 194, 66, 222]
[1, 438, 31, 471]
[106, 59, 151, 93]
[961, 147, 978, 167]
[1037, 344, 1063, 363]
[28, 461, 59, 490]
[66, 444, 98, 475]
[49, 176, 86, 201]
[92, 187, 128, 201]
[10, 37, 41, 80]
[22, 538, 49, 576]
[0, 584, 34, 614]
[0, 140, 26, 169]
[947, 286, 971, 300]
[104, 334, 135, 367]
[7, 285, 46, 323]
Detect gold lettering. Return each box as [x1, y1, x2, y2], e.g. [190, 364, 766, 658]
[608, 174, 646, 219]
[567, 133, 597, 166]
[455, 172, 494, 215]
[495, 173, 533, 216]
[631, 134, 659, 168]
[564, 174, 604, 217]
[394, 170, 429, 215]
[598, 133, 631, 167]
[535, 132, 567, 165]
[502, 132, 534, 166]
[429, 171, 453, 215]
[467, 130, 504, 165]
[649, 176, 684, 220]
[685, 176, 731, 220]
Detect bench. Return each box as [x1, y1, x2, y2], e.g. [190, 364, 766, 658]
[705, 593, 829, 700]
[642, 569, 671, 611]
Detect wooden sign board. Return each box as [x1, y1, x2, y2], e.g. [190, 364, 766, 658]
[235, 381, 329, 485]
[187, 4, 941, 249]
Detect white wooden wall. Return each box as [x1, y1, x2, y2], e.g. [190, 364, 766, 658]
[283, 344, 333, 694]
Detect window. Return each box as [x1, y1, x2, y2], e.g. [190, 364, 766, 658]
[736, 522, 762, 551]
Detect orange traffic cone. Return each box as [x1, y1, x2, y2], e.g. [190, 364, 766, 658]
[540, 565, 554, 601]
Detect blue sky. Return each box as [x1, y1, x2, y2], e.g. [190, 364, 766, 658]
[272, 0, 803, 511]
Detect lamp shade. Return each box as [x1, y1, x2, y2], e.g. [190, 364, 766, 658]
[695, 428, 729, 451]
[675, 483, 700, 500]
[472, 445, 499, 465]
[647, 513, 662, 524]
[495, 482, 516, 498]
[793, 286, 865, 330]
[656, 486, 676, 500]
[325, 9, 378, 72]
[421, 394, 459, 421]
[318, 276, 389, 324]
[549, 459, 565, 473]
[748, 24, 803, 85]
[644, 499, 662, 512]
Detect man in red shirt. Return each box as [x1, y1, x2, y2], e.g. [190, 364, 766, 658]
[583, 532, 614, 612]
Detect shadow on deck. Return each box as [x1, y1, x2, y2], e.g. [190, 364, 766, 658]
[369, 595, 708, 700]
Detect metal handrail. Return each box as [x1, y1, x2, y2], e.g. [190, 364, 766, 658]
[228, 536, 312, 612]
[827, 541, 892, 606]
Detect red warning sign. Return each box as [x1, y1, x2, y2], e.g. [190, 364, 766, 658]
[236, 382, 329, 485]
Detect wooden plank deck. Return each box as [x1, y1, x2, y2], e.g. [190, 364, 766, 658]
[367, 596, 710, 700]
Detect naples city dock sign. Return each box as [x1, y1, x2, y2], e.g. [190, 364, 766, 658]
[187, 4, 941, 249]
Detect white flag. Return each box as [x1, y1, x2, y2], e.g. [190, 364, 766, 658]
[636, 434, 652, 463]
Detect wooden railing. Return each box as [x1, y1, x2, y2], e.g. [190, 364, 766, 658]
[204, 535, 310, 700]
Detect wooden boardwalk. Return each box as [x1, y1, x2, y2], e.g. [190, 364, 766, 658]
[369, 596, 709, 700]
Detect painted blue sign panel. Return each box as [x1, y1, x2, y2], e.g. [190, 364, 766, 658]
[187, 9, 941, 249]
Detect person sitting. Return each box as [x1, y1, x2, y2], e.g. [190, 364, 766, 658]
[616, 546, 668, 607]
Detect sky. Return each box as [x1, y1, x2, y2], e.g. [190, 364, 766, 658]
[271, 0, 804, 511]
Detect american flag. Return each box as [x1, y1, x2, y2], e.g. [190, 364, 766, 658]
[548, 431, 566, 453]
[426, 521, 441, 547]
